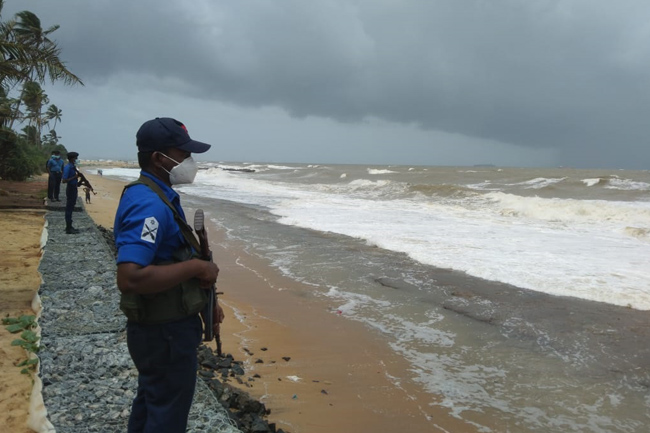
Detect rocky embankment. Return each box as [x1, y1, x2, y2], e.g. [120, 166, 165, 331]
[38, 196, 286, 433]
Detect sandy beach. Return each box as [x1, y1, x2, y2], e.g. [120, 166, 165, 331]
[81, 168, 472, 432]
[0, 177, 47, 433]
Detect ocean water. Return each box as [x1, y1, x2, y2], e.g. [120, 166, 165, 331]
[102, 164, 650, 432]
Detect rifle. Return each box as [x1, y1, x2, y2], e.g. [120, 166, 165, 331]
[77, 170, 97, 195]
[193, 209, 222, 355]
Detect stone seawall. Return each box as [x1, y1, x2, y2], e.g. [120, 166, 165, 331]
[37, 198, 241, 433]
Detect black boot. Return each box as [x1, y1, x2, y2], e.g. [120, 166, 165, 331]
[65, 222, 79, 234]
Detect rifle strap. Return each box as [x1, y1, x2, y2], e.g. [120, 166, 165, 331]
[119, 175, 208, 325]
[122, 175, 200, 252]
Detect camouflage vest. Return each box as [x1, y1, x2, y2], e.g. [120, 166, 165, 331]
[118, 175, 207, 324]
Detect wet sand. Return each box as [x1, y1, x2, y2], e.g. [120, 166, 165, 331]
[82, 169, 474, 432]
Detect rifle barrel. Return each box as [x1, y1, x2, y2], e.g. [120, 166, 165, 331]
[193, 209, 219, 349]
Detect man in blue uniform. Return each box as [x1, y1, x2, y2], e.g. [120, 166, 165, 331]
[114, 117, 222, 433]
[46, 150, 64, 201]
[61, 151, 80, 234]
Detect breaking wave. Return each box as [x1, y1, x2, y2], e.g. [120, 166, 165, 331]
[367, 168, 398, 175]
[624, 227, 650, 241]
[486, 192, 650, 226]
[511, 177, 567, 189]
[581, 176, 650, 191]
[409, 183, 480, 198]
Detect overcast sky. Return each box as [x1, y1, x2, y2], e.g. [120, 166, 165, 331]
[5, 0, 650, 169]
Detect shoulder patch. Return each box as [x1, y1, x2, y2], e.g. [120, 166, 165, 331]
[140, 217, 159, 244]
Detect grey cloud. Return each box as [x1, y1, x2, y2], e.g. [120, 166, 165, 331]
[5, 0, 650, 168]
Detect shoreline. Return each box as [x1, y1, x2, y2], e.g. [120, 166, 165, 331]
[0, 166, 645, 431]
[82, 169, 471, 432]
[80, 166, 650, 432]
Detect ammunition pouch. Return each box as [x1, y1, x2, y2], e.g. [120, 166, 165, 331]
[120, 245, 208, 324]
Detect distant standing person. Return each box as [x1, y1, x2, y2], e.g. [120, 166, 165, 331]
[62, 151, 80, 234]
[83, 186, 91, 204]
[114, 117, 223, 433]
[46, 150, 64, 201]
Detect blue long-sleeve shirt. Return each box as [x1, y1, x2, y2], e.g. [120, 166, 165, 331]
[114, 171, 187, 267]
[46, 157, 64, 173]
[62, 162, 78, 187]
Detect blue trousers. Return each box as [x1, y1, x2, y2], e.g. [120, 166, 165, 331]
[126, 314, 202, 433]
[47, 172, 62, 200]
[64, 183, 77, 225]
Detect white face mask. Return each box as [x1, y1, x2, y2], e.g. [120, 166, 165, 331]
[159, 153, 198, 185]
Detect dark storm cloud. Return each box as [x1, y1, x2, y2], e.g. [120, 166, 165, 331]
[6, 0, 650, 167]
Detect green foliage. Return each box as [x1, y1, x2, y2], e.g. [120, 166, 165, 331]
[5, 323, 25, 333]
[2, 314, 37, 330]
[0, 127, 45, 180]
[3, 314, 39, 375]
[0, 119, 66, 180]
[11, 334, 40, 354]
[18, 358, 39, 367]
[41, 129, 66, 156]
[45, 104, 61, 129]
[0, 129, 29, 180]
[0, 3, 80, 181]
[18, 358, 39, 375]
[0, 3, 83, 88]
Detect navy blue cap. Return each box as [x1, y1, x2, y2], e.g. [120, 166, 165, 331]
[136, 117, 211, 153]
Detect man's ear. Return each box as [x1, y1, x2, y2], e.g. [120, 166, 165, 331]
[151, 152, 170, 177]
[151, 151, 165, 168]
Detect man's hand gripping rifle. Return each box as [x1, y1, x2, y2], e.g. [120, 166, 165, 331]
[77, 170, 97, 195]
[194, 209, 223, 355]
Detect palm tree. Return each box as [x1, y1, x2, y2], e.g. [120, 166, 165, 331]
[0, 1, 82, 180]
[0, 1, 83, 90]
[21, 80, 48, 144]
[45, 103, 61, 130]
[42, 128, 59, 147]
[11, 10, 82, 85]
[0, 85, 21, 127]
[0, 2, 31, 86]
[19, 124, 38, 146]
[12, 10, 58, 47]
[1, 2, 82, 130]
